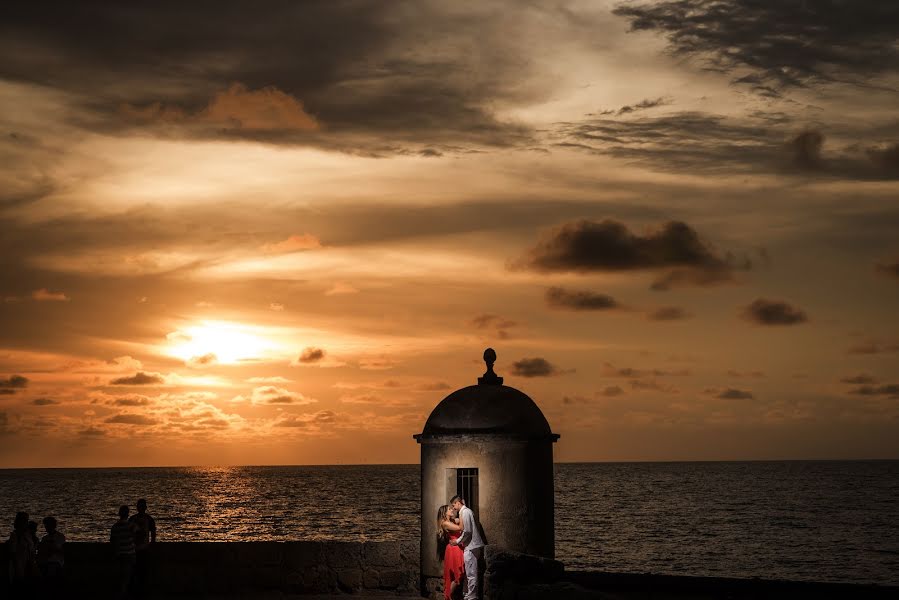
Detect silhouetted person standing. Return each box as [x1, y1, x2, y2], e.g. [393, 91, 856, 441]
[37, 516, 65, 594]
[110, 505, 136, 599]
[7, 511, 36, 598]
[128, 499, 155, 598]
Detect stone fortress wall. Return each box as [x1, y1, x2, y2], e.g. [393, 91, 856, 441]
[4, 540, 897, 598]
[3, 540, 420, 596]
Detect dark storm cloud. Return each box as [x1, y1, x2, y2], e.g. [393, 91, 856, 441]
[596, 97, 672, 116]
[31, 398, 58, 406]
[559, 113, 899, 180]
[0, 1, 570, 151]
[612, 1, 899, 96]
[876, 261, 899, 280]
[0, 375, 29, 390]
[789, 130, 824, 170]
[716, 388, 754, 400]
[515, 219, 743, 290]
[742, 298, 808, 326]
[109, 372, 166, 385]
[510, 357, 568, 378]
[867, 144, 899, 173]
[78, 426, 106, 437]
[110, 396, 152, 407]
[298, 347, 326, 364]
[104, 413, 159, 426]
[850, 384, 899, 399]
[545, 286, 619, 311]
[647, 306, 690, 321]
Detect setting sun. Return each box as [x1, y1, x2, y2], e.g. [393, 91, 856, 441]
[164, 321, 281, 365]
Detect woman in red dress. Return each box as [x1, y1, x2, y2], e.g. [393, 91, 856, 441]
[437, 504, 465, 600]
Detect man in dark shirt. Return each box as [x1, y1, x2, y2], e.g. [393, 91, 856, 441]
[128, 498, 156, 597]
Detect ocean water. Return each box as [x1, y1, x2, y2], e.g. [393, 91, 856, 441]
[1, 461, 897, 585]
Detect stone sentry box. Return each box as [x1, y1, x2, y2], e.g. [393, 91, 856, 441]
[413, 349, 560, 596]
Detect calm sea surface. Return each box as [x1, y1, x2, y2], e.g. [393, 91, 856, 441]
[1, 461, 897, 585]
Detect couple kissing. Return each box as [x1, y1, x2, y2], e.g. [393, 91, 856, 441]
[437, 495, 484, 600]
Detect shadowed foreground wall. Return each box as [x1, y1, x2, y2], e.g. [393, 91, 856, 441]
[3, 541, 419, 596]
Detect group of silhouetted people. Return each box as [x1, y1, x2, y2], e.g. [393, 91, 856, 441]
[5, 511, 66, 598]
[112, 499, 156, 599]
[4, 499, 155, 599]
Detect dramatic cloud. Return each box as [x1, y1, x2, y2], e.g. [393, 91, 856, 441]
[109, 395, 151, 407]
[516, 219, 741, 290]
[868, 144, 899, 173]
[876, 261, 899, 280]
[415, 381, 452, 392]
[596, 96, 672, 116]
[742, 298, 808, 326]
[647, 306, 690, 321]
[109, 372, 166, 385]
[716, 388, 754, 400]
[613, 1, 899, 96]
[296, 347, 325, 364]
[78, 426, 106, 437]
[602, 363, 691, 378]
[510, 357, 568, 378]
[104, 413, 159, 426]
[545, 287, 619, 311]
[789, 130, 824, 170]
[187, 353, 218, 368]
[124, 83, 320, 132]
[469, 314, 517, 339]
[0, 2, 548, 151]
[840, 374, 878, 385]
[560, 114, 899, 180]
[272, 410, 337, 429]
[850, 384, 899, 399]
[0, 375, 29, 390]
[31, 288, 69, 302]
[234, 386, 316, 406]
[31, 398, 58, 406]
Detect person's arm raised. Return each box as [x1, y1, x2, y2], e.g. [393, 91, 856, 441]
[443, 518, 462, 532]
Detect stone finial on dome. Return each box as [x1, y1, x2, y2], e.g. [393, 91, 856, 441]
[478, 347, 503, 385]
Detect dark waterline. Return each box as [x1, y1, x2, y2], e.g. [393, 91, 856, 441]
[2, 460, 897, 585]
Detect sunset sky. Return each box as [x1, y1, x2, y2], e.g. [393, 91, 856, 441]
[2, 1, 898, 467]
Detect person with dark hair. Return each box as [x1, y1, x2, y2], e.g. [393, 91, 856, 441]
[110, 505, 136, 599]
[7, 511, 36, 597]
[128, 498, 156, 597]
[437, 505, 464, 600]
[449, 495, 485, 600]
[37, 516, 65, 592]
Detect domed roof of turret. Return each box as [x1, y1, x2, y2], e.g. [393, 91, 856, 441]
[416, 349, 558, 440]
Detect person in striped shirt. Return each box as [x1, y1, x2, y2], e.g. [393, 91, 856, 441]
[110, 505, 137, 599]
